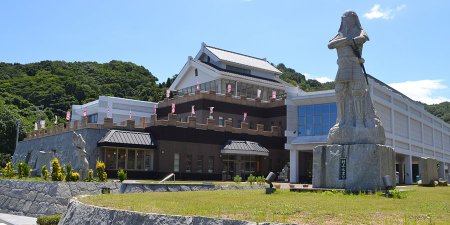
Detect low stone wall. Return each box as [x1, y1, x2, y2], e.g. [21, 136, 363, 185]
[120, 183, 264, 193]
[59, 199, 288, 225]
[0, 180, 265, 217]
[0, 180, 120, 217]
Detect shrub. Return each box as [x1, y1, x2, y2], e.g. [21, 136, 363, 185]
[18, 162, 31, 179]
[96, 161, 107, 182]
[233, 175, 242, 184]
[1, 161, 15, 178]
[256, 176, 265, 186]
[86, 169, 94, 182]
[41, 165, 49, 181]
[63, 164, 80, 182]
[117, 169, 127, 182]
[71, 172, 80, 182]
[64, 164, 73, 182]
[51, 158, 64, 181]
[36, 214, 62, 225]
[389, 188, 408, 199]
[247, 174, 256, 185]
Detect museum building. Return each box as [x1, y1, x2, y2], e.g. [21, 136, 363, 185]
[285, 75, 450, 184]
[12, 43, 450, 183]
[13, 43, 291, 180]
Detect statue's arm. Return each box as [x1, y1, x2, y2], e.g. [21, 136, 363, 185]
[328, 35, 351, 49]
[352, 30, 369, 45]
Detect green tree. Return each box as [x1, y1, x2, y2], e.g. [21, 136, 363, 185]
[51, 158, 64, 181]
[1, 161, 15, 178]
[96, 161, 107, 182]
[0, 104, 22, 155]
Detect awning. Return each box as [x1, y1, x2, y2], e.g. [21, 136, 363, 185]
[98, 130, 156, 149]
[221, 140, 269, 156]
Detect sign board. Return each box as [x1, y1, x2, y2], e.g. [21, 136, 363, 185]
[339, 158, 346, 180]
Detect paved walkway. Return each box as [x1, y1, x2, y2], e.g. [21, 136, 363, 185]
[0, 213, 36, 225]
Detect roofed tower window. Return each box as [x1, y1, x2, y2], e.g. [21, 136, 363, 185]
[226, 65, 250, 75]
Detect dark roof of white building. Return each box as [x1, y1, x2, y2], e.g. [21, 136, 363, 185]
[98, 130, 156, 149]
[204, 45, 281, 74]
[221, 140, 269, 156]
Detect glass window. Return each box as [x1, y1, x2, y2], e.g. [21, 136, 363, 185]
[208, 156, 214, 173]
[330, 103, 337, 113]
[322, 124, 330, 134]
[105, 148, 116, 170]
[196, 155, 203, 173]
[144, 151, 153, 171]
[118, 149, 126, 169]
[127, 149, 135, 170]
[322, 104, 329, 114]
[305, 125, 313, 136]
[313, 115, 321, 125]
[298, 103, 337, 136]
[87, 113, 98, 123]
[186, 155, 192, 173]
[314, 105, 321, 114]
[314, 125, 321, 135]
[306, 105, 313, 115]
[299, 116, 305, 126]
[174, 153, 180, 172]
[306, 116, 313, 125]
[299, 107, 306, 116]
[136, 150, 144, 170]
[330, 113, 337, 126]
[218, 117, 224, 126]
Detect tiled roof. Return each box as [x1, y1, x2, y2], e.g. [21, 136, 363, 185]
[98, 130, 156, 149]
[205, 45, 281, 74]
[221, 140, 269, 156]
[199, 61, 281, 83]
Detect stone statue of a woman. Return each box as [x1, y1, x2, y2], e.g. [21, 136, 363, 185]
[327, 11, 385, 145]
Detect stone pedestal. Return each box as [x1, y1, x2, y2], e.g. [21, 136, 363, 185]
[313, 144, 395, 191]
[419, 157, 439, 186]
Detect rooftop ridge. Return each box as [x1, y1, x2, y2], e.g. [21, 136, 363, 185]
[205, 44, 268, 62]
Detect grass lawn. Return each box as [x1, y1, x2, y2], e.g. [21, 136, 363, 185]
[80, 186, 449, 224]
[0, 176, 45, 181]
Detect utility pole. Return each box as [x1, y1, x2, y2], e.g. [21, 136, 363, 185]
[15, 119, 21, 152]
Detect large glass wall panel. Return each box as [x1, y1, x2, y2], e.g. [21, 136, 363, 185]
[127, 150, 135, 170]
[298, 103, 337, 136]
[118, 149, 126, 169]
[102, 147, 153, 171]
[144, 151, 153, 171]
[136, 150, 144, 170]
[105, 148, 117, 170]
[174, 153, 180, 172]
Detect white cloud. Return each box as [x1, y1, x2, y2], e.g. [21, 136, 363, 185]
[388, 80, 450, 104]
[303, 73, 334, 83]
[364, 4, 406, 20]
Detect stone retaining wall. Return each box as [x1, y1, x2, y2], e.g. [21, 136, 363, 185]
[59, 199, 288, 225]
[120, 183, 264, 193]
[0, 180, 265, 217]
[0, 180, 120, 217]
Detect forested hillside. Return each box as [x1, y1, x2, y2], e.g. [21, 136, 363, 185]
[0, 60, 170, 158]
[425, 102, 450, 124]
[277, 63, 335, 91]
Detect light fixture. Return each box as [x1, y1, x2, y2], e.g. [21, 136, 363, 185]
[265, 172, 277, 194]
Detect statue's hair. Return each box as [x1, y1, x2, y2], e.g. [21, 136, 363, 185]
[337, 10, 369, 40]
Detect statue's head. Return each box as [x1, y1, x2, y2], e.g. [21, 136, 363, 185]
[339, 10, 363, 33]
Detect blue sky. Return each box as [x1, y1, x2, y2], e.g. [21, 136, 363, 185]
[1, 0, 449, 104]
